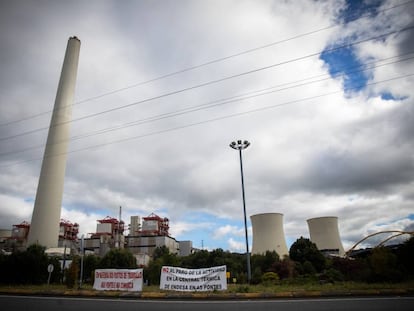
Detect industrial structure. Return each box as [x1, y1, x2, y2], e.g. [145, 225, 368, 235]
[125, 213, 180, 258]
[307, 216, 345, 256]
[58, 219, 79, 242]
[138, 213, 170, 236]
[84, 216, 125, 256]
[27, 36, 81, 248]
[10, 221, 31, 249]
[129, 216, 141, 236]
[2, 209, 411, 263]
[250, 213, 289, 258]
[82, 213, 192, 261]
[2, 212, 192, 261]
[1, 219, 79, 252]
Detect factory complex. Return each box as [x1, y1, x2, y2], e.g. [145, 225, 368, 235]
[0, 210, 347, 266]
[0, 213, 193, 264]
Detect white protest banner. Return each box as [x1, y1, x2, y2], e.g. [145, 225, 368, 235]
[160, 265, 227, 292]
[93, 269, 143, 291]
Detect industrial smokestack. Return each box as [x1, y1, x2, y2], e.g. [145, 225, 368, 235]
[251, 213, 289, 258]
[307, 216, 345, 256]
[27, 37, 80, 248]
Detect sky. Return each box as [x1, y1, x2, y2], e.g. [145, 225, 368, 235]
[0, 0, 413, 253]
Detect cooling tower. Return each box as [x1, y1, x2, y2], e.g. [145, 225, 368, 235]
[250, 213, 289, 257]
[27, 37, 80, 248]
[307, 216, 345, 256]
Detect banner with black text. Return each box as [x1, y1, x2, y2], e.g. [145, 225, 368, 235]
[160, 265, 227, 292]
[93, 269, 143, 291]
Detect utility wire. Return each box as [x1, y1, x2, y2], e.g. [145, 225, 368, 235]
[1, 72, 412, 168]
[1, 25, 413, 143]
[1, 0, 412, 127]
[1, 53, 413, 158]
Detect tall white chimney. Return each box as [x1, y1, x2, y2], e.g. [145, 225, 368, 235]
[27, 37, 80, 248]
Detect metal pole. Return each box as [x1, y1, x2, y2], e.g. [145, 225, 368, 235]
[230, 140, 252, 284]
[118, 205, 122, 248]
[79, 234, 84, 289]
[238, 148, 251, 283]
[61, 243, 67, 283]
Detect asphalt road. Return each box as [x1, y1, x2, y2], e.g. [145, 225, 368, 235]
[1, 295, 413, 311]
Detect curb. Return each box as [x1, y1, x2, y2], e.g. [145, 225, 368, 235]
[1, 288, 414, 299]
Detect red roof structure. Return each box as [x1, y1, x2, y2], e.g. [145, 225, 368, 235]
[90, 216, 124, 237]
[139, 213, 169, 236]
[59, 219, 79, 241]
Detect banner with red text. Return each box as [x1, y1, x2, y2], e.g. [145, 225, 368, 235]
[93, 269, 143, 291]
[160, 265, 227, 292]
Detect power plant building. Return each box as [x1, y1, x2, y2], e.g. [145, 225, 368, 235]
[83, 213, 187, 259]
[307, 216, 345, 256]
[3, 212, 191, 261]
[126, 213, 180, 257]
[3, 220, 79, 253]
[250, 213, 289, 258]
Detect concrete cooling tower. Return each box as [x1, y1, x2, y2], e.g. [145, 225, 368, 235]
[250, 213, 289, 258]
[307, 216, 345, 256]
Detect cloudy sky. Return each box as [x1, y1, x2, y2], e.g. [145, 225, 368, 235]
[0, 0, 413, 252]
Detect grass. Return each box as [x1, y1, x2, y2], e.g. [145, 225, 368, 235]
[1, 281, 413, 295]
[225, 281, 414, 293]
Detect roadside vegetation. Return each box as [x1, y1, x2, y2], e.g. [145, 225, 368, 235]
[0, 236, 413, 292]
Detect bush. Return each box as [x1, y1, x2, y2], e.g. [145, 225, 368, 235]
[236, 285, 250, 293]
[99, 248, 137, 269]
[302, 261, 317, 275]
[261, 272, 279, 286]
[65, 257, 79, 288]
[289, 237, 326, 273]
[321, 268, 344, 283]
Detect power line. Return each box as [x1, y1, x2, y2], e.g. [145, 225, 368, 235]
[1, 25, 413, 143]
[1, 0, 412, 128]
[1, 53, 413, 158]
[2, 72, 412, 168]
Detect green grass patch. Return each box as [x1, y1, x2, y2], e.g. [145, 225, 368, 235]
[1, 281, 413, 295]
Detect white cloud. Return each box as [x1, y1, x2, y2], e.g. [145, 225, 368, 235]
[0, 0, 413, 252]
[228, 238, 245, 253]
[0, 194, 33, 228]
[212, 224, 244, 240]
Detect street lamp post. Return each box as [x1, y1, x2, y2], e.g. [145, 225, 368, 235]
[230, 140, 251, 283]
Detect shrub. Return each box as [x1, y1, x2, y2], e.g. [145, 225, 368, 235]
[321, 268, 344, 283]
[65, 257, 79, 288]
[261, 272, 279, 286]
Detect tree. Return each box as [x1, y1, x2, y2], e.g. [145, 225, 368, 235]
[273, 257, 296, 279]
[7, 244, 49, 284]
[397, 236, 414, 278]
[289, 237, 326, 273]
[144, 257, 163, 285]
[153, 246, 171, 260]
[368, 247, 402, 282]
[99, 248, 137, 269]
[25, 244, 50, 284]
[83, 254, 100, 284]
[249, 251, 280, 283]
[65, 256, 79, 288]
[181, 250, 210, 268]
[144, 247, 180, 285]
[48, 256, 63, 284]
[0, 244, 64, 285]
[331, 257, 370, 282]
